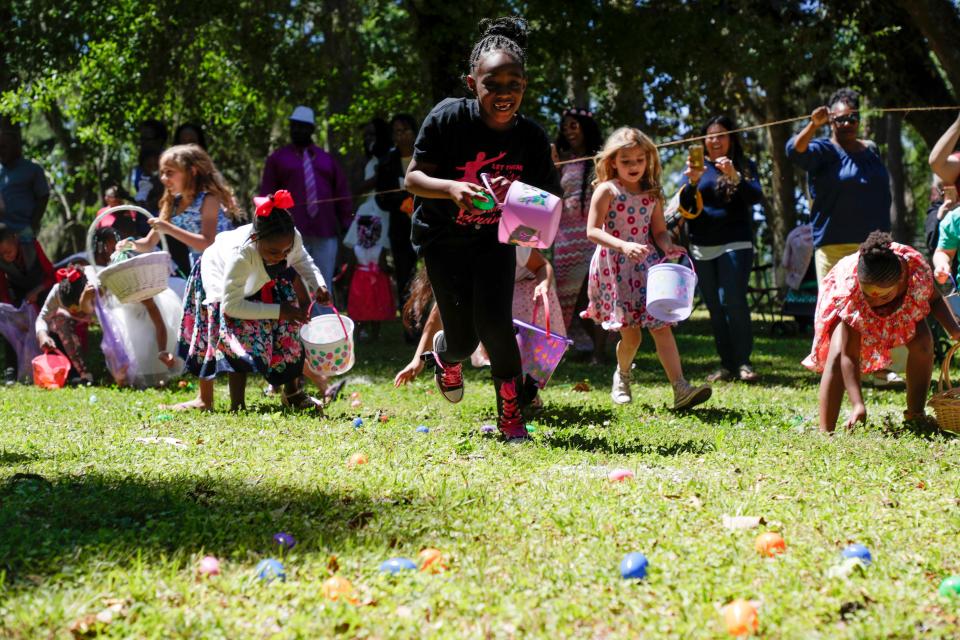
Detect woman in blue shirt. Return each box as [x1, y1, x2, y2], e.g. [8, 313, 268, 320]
[786, 88, 891, 283]
[788, 88, 900, 388]
[679, 115, 763, 382]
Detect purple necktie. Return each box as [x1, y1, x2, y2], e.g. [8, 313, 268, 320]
[302, 149, 319, 218]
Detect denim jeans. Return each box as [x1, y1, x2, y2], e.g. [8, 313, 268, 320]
[694, 248, 754, 371]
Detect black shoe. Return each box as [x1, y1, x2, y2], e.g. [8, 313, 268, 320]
[4, 367, 16, 386]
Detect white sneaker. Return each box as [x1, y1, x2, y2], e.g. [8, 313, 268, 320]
[611, 368, 632, 404]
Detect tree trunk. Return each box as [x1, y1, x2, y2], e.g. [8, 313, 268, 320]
[761, 83, 796, 267]
[882, 112, 911, 243]
[896, 0, 960, 96]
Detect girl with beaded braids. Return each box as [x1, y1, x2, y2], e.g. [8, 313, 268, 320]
[405, 16, 561, 440]
[803, 231, 960, 432]
[172, 190, 330, 412]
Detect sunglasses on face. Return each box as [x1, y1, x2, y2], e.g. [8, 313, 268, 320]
[831, 114, 860, 126]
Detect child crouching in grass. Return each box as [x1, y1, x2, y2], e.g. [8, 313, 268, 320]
[804, 231, 960, 432]
[173, 190, 329, 412]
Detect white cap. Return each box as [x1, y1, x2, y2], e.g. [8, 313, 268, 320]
[289, 106, 316, 126]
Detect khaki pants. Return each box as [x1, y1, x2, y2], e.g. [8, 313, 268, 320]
[815, 243, 907, 375]
[814, 243, 860, 284]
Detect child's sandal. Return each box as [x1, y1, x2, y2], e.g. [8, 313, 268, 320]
[281, 388, 324, 413]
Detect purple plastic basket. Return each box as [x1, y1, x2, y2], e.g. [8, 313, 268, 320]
[513, 290, 573, 389]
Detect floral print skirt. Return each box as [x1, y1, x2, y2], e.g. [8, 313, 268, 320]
[177, 260, 305, 385]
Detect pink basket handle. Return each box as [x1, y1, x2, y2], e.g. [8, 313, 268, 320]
[479, 173, 503, 206]
[531, 288, 552, 338]
[306, 300, 350, 342]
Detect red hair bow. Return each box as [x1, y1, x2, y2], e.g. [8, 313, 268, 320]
[55, 267, 83, 283]
[254, 190, 295, 218]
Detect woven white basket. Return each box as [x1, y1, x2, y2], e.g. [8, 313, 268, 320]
[86, 205, 172, 303]
[97, 251, 171, 303]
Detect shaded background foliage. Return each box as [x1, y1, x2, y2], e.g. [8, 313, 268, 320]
[3, 0, 959, 264]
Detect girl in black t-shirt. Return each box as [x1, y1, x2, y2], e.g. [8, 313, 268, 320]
[404, 16, 560, 440]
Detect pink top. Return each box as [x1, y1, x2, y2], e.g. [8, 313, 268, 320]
[803, 242, 933, 373]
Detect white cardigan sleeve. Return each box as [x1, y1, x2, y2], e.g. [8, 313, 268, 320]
[35, 286, 60, 337]
[288, 232, 325, 296]
[220, 250, 281, 321]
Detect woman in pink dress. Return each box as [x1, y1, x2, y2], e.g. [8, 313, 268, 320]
[804, 231, 960, 432]
[553, 108, 605, 360]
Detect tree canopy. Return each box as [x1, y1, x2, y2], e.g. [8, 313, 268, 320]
[3, 0, 959, 259]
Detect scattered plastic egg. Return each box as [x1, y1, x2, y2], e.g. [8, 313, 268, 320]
[723, 599, 758, 636]
[754, 532, 786, 557]
[88, 394, 98, 404]
[619, 552, 648, 580]
[418, 548, 447, 573]
[350, 391, 361, 400]
[379, 414, 389, 423]
[525, 423, 537, 433]
[348, 452, 368, 467]
[352, 417, 363, 428]
[379, 557, 417, 574]
[608, 469, 635, 483]
[322, 575, 356, 603]
[416, 425, 430, 433]
[255, 558, 286, 582]
[939, 575, 960, 597]
[480, 424, 497, 434]
[841, 543, 872, 566]
[350, 399, 362, 408]
[273, 532, 296, 550]
[198, 556, 220, 577]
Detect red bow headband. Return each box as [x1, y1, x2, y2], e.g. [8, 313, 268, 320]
[254, 190, 295, 218]
[56, 267, 83, 284]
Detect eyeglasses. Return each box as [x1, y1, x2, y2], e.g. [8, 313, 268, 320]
[831, 114, 860, 126]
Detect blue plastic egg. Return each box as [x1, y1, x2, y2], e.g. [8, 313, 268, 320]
[255, 558, 286, 582]
[273, 532, 296, 550]
[379, 557, 417, 574]
[619, 552, 648, 580]
[352, 417, 363, 428]
[841, 544, 872, 566]
[416, 425, 429, 433]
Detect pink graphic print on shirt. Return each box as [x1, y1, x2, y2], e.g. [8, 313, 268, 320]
[453, 151, 523, 227]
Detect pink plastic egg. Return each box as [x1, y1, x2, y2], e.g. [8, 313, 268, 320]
[608, 469, 635, 483]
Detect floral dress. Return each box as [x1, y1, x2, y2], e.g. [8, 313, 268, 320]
[177, 260, 305, 386]
[802, 242, 933, 374]
[581, 181, 669, 331]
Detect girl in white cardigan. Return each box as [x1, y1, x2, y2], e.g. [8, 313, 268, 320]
[174, 190, 329, 412]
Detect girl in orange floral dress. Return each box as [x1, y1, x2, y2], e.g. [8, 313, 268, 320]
[803, 231, 960, 432]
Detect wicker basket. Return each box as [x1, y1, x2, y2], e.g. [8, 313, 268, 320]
[927, 342, 960, 434]
[86, 205, 172, 304]
[97, 251, 171, 303]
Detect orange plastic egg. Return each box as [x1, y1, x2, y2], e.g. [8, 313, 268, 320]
[754, 532, 786, 557]
[724, 599, 758, 636]
[322, 576, 357, 603]
[418, 548, 447, 573]
[347, 452, 368, 467]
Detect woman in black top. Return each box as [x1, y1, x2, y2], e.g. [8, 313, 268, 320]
[677, 115, 763, 382]
[404, 16, 560, 440]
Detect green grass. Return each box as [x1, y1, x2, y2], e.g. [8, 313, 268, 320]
[1, 314, 959, 638]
